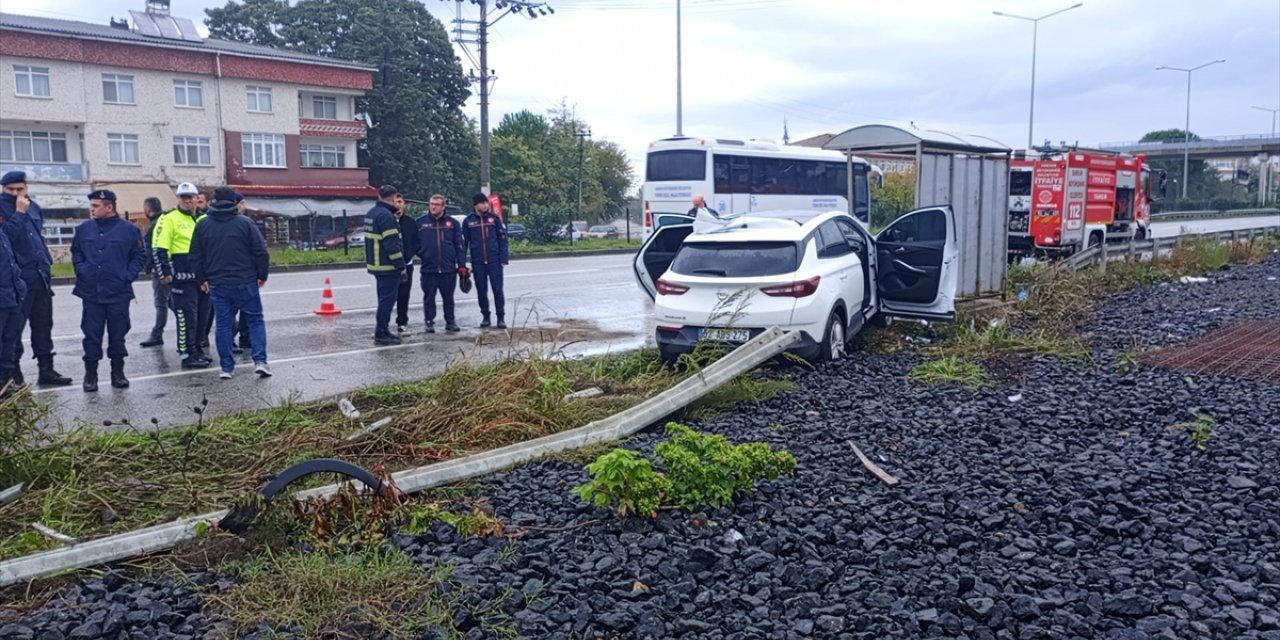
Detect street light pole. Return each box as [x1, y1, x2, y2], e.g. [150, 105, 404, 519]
[676, 0, 683, 136]
[1253, 105, 1279, 205]
[1156, 59, 1227, 199]
[993, 3, 1083, 151]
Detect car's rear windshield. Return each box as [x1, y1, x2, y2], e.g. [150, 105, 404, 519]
[670, 241, 799, 277]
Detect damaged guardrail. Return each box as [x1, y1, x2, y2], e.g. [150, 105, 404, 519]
[0, 327, 800, 587]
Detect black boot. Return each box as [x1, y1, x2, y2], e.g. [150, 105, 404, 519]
[10, 366, 24, 388]
[38, 356, 73, 386]
[83, 361, 99, 393]
[480, 314, 491, 328]
[496, 316, 507, 329]
[110, 359, 129, 389]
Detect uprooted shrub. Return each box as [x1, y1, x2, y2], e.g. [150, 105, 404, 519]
[573, 422, 796, 517]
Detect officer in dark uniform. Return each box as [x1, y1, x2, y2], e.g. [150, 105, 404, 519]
[0, 170, 73, 386]
[462, 192, 509, 329]
[416, 194, 464, 333]
[0, 216, 26, 397]
[364, 185, 407, 345]
[393, 193, 420, 334]
[71, 190, 147, 392]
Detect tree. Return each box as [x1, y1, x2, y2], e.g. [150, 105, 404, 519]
[870, 168, 916, 231]
[205, 0, 478, 205]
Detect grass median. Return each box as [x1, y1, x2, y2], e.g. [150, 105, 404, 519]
[0, 348, 794, 562]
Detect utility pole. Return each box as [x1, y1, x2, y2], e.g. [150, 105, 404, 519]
[445, 0, 555, 195]
[676, 0, 683, 136]
[575, 126, 592, 246]
[993, 3, 1083, 152]
[1252, 106, 1279, 205]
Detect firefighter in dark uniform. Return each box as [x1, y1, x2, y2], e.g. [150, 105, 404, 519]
[463, 193, 509, 329]
[364, 185, 408, 345]
[152, 182, 211, 368]
[393, 193, 420, 334]
[416, 194, 464, 333]
[0, 170, 73, 386]
[71, 190, 148, 392]
[0, 217, 26, 397]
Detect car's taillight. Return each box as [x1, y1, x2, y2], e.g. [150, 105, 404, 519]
[644, 202, 652, 228]
[761, 276, 820, 298]
[656, 279, 689, 296]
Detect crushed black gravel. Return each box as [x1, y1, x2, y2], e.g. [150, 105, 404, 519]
[6, 257, 1280, 640]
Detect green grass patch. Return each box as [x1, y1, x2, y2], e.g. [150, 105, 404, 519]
[908, 356, 990, 388]
[211, 547, 516, 639]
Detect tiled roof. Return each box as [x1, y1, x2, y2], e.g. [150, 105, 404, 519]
[0, 11, 375, 71]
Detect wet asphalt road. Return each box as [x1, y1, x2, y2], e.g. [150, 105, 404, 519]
[25, 253, 652, 431]
[21, 214, 1279, 431]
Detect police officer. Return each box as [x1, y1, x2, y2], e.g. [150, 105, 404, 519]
[152, 182, 211, 368]
[462, 192, 508, 329]
[140, 196, 168, 348]
[393, 193, 419, 334]
[364, 185, 407, 345]
[0, 217, 26, 397]
[0, 170, 73, 386]
[71, 190, 147, 392]
[416, 194, 464, 333]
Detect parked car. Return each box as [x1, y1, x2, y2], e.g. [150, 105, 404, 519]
[322, 230, 363, 250]
[633, 207, 958, 363]
[584, 224, 619, 239]
[505, 223, 528, 241]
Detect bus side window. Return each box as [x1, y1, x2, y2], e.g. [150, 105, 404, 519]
[853, 165, 870, 223]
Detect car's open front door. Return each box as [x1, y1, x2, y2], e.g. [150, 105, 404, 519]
[873, 206, 957, 321]
[634, 223, 694, 300]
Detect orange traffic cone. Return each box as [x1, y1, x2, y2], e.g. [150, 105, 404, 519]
[314, 277, 342, 316]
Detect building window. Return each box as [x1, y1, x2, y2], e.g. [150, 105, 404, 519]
[173, 136, 212, 166]
[0, 130, 68, 163]
[242, 133, 286, 168]
[174, 79, 203, 108]
[246, 86, 272, 112]
[102, 73, 135, 104]
[13, 65, 51, 97]
[300, 143, 346, 168]
[311, 95, 337, 119]
[107, 133, 140, 165]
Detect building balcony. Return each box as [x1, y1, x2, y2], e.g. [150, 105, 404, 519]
[0, 162, 86, 183]
[298, 118, 367, 139]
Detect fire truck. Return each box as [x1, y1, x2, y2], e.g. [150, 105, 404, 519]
[1007, 150, 1155, 257]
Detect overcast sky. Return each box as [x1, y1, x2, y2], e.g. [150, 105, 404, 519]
[12, 0, 1280, 176]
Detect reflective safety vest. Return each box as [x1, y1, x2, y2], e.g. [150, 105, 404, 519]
[152, 208, 204, 280]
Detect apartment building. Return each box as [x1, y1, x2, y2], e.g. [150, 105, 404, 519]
[0, 2, 377, 222]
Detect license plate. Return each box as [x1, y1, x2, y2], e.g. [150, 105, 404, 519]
[700, 327, 750, 343]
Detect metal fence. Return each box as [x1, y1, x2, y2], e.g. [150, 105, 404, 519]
[1062, 224, 1280, 274]
[1151, 207, 1280, 222]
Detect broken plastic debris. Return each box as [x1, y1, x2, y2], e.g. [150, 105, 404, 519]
[338, 398, 361, 419]
[344, 416, 393, 441]
[1008, 393, 1023, 403]
[32, 522, 78, 544]
[1205, 307, 1222, 313]
[1178, 276, 1210, 284]
[724, 529, 745, 545]
[0, 483, 25, 506]
[562, 387, 603, 402]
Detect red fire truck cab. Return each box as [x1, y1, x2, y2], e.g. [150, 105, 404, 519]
[1008, 151, 1155, 257]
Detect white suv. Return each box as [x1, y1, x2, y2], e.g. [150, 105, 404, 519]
[634, 207, 959, 363]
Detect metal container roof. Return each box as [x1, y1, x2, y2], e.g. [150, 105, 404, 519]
[823, 124, 1011, 156]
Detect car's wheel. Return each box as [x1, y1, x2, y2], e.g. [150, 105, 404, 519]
[1134, 226, 1147, 241]
[1088, 231, 1103, 247]
[819, 309, 847, 362]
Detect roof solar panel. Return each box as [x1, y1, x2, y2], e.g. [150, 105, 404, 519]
[155, 16, 181, 39]
[173, 17, 204, 41]
[129, 11, 162, 38]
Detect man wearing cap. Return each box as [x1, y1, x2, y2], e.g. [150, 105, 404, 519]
[0, 212, 26, 397]
[462, 192, 509, 329]
[152, 182, 211, 368]
[393, 193, 419, 334]
[71, 190, 148, 392]
[364, 185, 408, 345]
[416, 194, 464, 333]
[191, 187, 271, 379]
[0, 170, 73, 386]
[140, 196, 168, 348]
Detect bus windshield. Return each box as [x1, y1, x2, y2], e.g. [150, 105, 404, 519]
[646, 150, 706, 182]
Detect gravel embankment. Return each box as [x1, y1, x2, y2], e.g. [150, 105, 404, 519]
[6, 257, 1280, 640]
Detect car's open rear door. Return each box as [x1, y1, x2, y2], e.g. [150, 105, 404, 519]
[634, 223, 694, 300]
